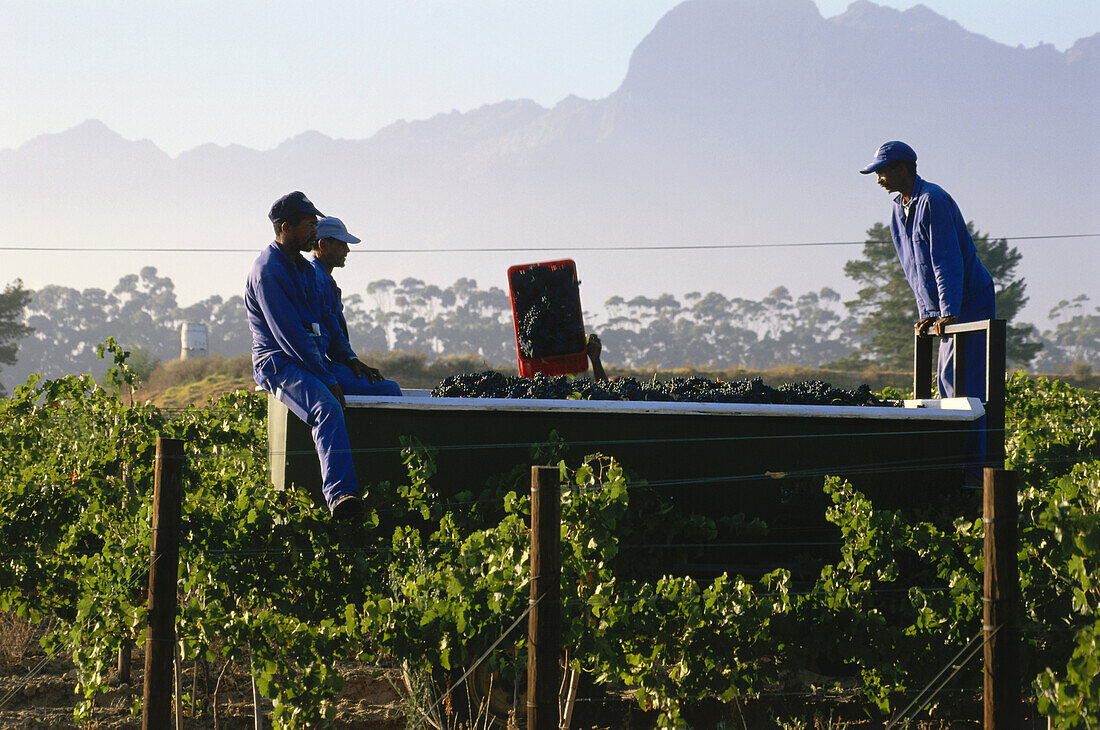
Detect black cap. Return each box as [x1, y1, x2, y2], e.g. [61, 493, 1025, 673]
[268, 191, 323, 223]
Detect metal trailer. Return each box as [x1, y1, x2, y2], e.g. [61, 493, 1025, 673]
[266, 320, 1003, 574]
[268, 392, 983, 576]
[269, 391, 982, 500]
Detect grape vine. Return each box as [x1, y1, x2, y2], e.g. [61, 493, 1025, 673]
[1, 347, 1097, 727]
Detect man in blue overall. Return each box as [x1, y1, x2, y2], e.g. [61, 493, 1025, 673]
[246, 192, 366, 519]
[309, 216, 402, 397]
[860, 142, 996, 480]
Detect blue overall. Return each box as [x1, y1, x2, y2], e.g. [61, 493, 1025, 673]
[890, 176, 996, 467]
[308, 257, 403, 398]
[246, 242, 357, 508]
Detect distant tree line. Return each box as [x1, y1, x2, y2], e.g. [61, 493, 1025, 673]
[1, 225, 1096, 393]
[0, 281, 33, 396]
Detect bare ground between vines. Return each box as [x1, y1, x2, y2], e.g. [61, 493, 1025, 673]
[0, 649, 407, 730]
[1, 646, 1001, 729]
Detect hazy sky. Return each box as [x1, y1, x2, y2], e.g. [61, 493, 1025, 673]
[2, 0, 1096, 156]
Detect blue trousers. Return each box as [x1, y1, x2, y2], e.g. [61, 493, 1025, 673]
[257, 359, 403, 508]
[937, 290, 995, 470]
[330, 362, 403, 397]
[259, 360, 355, 508]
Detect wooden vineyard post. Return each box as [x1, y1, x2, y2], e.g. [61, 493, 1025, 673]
[143, 438, 184, 730]
[118, 643, 131, 685]
[984, 319, 1007, 468]
[984, 467, 1020, 729]
[528, 466, 561, 730]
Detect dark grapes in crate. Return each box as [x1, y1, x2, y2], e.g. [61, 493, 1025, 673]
[431, 371, 895, 407]
[510, 265, 586, 359]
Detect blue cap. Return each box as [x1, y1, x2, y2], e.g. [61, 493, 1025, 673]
[268, 191, 323, 222]
[316, 216, 361, 244]
[859, 141, 917, 174]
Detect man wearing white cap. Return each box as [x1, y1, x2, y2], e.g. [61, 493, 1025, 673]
[309, 216, 402, 397]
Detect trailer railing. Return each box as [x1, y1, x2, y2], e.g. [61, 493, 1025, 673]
[914, 318, 1006, 468]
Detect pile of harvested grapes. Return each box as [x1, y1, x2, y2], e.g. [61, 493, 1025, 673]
[510, 264, 586, 358]
[431, 371, 896, 406]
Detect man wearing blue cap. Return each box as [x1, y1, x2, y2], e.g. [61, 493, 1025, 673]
[309, 216, 402, 396]
[245, 191, 364, 519]
[861, 142, 996, 476]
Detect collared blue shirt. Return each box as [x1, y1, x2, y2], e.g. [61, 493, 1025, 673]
[889, 175, 994, 319]
[308, 257, 357, 365]
[245, 242, 336, 387]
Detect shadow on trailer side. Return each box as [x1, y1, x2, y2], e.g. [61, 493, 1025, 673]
[267, 319, 1004, 579]
[268, 393, 982, 577]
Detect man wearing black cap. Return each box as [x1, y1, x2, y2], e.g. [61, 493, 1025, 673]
[861, 142, 996, 476]
[245, 191, 363, 519]
[309, 215, 402, 396]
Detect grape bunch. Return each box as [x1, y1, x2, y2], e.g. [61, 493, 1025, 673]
[431, 371, 895, 407]
[776, 379, 882, 406]
[510, 265, 586, 358]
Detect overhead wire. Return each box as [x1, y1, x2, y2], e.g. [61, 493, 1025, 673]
[0, 232, 1096, 254]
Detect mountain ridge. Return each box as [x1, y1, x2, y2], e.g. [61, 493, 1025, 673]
[2, 0, 1096, 331]
[5, 2, 1094, 160]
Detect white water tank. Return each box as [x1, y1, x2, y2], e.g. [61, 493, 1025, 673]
[180, 322, 208, 360]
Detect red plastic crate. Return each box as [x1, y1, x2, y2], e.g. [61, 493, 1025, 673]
[507, 259, 588, 378]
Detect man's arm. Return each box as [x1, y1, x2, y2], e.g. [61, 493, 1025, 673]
[587, 334, 608, 382]
[253, 266, 337, 387]
[323, 301, 357, 365]
[923, 196, 965, 318]
[892, 211, 938, 322]
[314, 267, 360, 366]
[316, 272, 383, 382]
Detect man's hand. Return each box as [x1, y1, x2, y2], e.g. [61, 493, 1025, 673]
[914, 316, 937, 335]
[586, 333, 602, 361]
[349, 358, 382, 383]
[931, 315, 957, 337]
[328, 383, 346, 408]
[586, 333, 608, 382]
